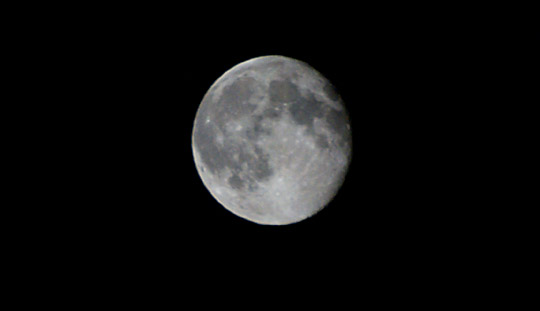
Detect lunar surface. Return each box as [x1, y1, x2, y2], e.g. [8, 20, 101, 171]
[192, 55, 352, 225]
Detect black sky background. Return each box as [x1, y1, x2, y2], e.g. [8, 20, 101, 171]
[58, 12, 459, 253]
[18, 4, 532, 302]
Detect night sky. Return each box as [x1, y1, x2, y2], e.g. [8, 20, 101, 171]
[24, 4, 525, 301]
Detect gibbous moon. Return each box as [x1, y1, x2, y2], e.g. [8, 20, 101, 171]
[192, 55, 352, 225]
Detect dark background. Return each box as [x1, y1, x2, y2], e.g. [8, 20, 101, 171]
[48, 12, 462, 256]
[18, 4, 533, 302]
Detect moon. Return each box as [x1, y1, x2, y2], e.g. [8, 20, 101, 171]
[192, 55, 352, 225]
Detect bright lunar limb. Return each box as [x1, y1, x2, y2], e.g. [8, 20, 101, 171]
[192, 55, 352, 225]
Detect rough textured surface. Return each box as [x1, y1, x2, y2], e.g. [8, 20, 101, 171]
[192, 55, 352, 225]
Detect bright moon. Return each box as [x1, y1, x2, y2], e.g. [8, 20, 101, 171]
[192, 55, 352, 225]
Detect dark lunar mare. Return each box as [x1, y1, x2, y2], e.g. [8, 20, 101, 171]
[325, 107, 350, 148]
[268, 78, 349, 149]
[323, 82, 340, 101]
[194, 75, 274, 191]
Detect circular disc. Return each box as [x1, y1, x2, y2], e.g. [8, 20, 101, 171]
[192, 55, 352, 225]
